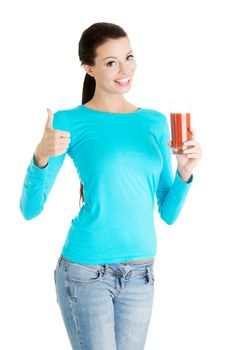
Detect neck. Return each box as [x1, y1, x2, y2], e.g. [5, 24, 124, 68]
[88, 90, 129, 113]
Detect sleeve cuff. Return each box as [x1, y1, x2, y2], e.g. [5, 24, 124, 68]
[172, 169, 193, 197]
[28, 154, 49, 178]
[176, 169, 193, 184]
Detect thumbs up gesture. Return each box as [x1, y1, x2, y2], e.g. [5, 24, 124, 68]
[45, 107, 54, 129]
[34, 108, 71, 168]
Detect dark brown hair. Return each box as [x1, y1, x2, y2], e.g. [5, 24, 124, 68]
[78, 22, 128, 206]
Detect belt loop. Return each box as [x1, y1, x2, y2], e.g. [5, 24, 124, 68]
[104, 263, 108, 274]
[146, 267, 152, 284]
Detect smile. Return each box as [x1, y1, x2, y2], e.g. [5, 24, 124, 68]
[114, 77, 130, 86]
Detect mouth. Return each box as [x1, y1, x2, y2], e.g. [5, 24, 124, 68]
[114, 77, 131, 87]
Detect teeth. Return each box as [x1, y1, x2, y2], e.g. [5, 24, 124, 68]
[115, 78, 129, 83]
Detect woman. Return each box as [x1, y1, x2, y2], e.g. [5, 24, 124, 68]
[20, 22, 202, 350]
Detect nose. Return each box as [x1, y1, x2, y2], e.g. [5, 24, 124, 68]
[118, 62, 129, 75]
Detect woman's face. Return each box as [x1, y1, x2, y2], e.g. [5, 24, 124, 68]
[83, 36, 137, 94]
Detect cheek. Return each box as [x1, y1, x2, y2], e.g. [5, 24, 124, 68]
[96, 70, 113, 83]
[126, 61, 137, 74]
[106, 72, 118, 82]
[101, 68, 115, 80]
[132, 62, 137, 71]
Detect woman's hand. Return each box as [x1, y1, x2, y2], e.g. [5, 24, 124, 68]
[168, 128, 202, 182]
[34, 108, 71, 167]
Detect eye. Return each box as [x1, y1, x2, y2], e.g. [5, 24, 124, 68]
[106, 61, 116, 67]
[127, 54, 134, 61]
[106, 54, 135, 67]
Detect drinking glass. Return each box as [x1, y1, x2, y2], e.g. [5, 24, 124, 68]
[169, 101, 192, 154]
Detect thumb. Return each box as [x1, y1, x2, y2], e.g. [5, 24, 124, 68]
[45, 108, 54, 129]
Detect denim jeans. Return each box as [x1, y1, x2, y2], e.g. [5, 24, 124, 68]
[54, 254, 155, 350]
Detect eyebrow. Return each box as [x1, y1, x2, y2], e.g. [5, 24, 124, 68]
[103, 50, 133, 61]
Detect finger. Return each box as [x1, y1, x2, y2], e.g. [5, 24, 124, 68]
[185, 153, 200, 158]
[190, 128, 196, 139]
[183, 147, 199, 154]
[45, 108, 54, 129]
[184, 140, 200, 147]
[54, 130, 71, 138]
[58, 137, 71, 144]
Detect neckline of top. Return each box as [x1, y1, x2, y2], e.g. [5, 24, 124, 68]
[78, 104, 142, 115]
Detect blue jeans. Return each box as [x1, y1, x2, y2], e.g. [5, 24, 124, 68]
[54, 254, 155, 350]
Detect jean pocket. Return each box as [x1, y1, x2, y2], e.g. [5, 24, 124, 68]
[66, 262, 105, 284]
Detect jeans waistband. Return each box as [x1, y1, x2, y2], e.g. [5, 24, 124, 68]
[56, 254, 154, 277]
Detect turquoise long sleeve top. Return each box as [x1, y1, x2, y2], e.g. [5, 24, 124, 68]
[20, 105, 193, 264]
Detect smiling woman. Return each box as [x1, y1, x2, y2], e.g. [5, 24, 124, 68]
[81, 38, 136, 98]
[79, 23, 138, 115]
[19, 21, 198, 350]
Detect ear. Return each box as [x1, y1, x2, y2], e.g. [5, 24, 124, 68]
[82, 64, 94, 78]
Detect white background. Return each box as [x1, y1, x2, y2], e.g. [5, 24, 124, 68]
[1, 0, 233, 349]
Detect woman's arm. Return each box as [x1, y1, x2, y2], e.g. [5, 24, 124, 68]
[19, 152, 67, 220]
[19, 111, 70, 220]
[155, 115, 193, 225]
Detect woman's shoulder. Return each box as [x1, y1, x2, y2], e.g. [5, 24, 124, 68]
[53, 105, 86, 125]
[55, 104, 83, 114]
[140, 106, 167, 123]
